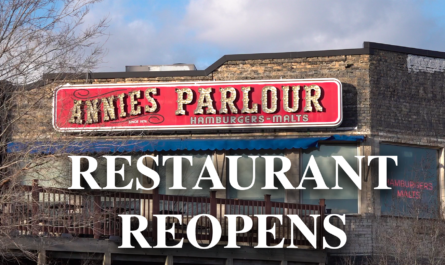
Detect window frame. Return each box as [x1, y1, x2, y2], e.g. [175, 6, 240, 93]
[378, 142, 441, 218]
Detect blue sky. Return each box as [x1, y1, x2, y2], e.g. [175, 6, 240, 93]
[85, 0, 445, 72]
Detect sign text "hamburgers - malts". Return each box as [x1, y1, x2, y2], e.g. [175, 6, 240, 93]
[53, 79, 342, 131]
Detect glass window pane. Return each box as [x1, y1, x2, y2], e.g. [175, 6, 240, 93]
[92, 156, 142, 192]
[158, 152, 214, 197]
[302, 144, 358, 214]
[19, 157, 71, 188]
[380, 144, 438, 218]
[227, 150, 285, 202]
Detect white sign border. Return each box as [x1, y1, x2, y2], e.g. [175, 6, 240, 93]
[52, 78, 343, 132]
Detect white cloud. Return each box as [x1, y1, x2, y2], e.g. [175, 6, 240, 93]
[184, 0, 444, 53]
[85, 0, 445, 72]
[85, 0, 199, 72]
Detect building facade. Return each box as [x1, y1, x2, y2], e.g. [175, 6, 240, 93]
[4, 42, 445, 264]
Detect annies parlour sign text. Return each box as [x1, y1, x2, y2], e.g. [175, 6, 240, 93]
[53, 79, 342, 131]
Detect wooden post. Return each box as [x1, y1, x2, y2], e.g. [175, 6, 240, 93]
[226, 258, 233, 265]
[264, 194, 271, 213]
[2, 181, 10, 216]
[32, 179, 39, 236]
[265, 194, 271, 246]
[318, 199, 326, 250]
[210, 191, 217, 217]
[210, 191, 217, 240]
[93, 193, 101, 239]
[1, 178, 9, 193]
[152, 187, 159, 241]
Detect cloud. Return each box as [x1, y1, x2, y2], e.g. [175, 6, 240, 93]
[184, 0, 444, 53]
[85, 0, 201, 72]
[86, 0, 445, 72]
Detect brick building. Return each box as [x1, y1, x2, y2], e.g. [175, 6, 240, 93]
[3, 42, 445, 264]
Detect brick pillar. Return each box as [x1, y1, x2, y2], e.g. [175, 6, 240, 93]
[37, 250, 46, 265]
[102, 253, 111, 265]
[165, 255, 173, 265]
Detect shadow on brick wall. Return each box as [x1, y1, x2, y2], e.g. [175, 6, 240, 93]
[339, 83, 358, 128]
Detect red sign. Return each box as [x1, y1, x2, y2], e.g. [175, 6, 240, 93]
[53, 79, 342, 132]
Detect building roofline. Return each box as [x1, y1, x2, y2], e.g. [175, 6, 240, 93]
[364, 42, 445, 58]
[43, 42, 445, 80]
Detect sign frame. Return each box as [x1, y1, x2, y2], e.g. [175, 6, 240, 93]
[52, 78, 343, 132]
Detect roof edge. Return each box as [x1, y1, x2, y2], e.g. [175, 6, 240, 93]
[365, 42, 445, 58]
[43, 42, 445, 80]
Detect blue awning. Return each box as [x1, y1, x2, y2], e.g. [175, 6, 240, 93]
[8, 135, 364, 154]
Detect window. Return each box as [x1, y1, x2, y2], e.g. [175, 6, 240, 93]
[227, 150, 285, 202]
[20, 157, 71, 188]
[301, 144, 359, 214]
[158, 151, 214, 197]
[91, 155, 146, 193]
[380, 144, 438, 218]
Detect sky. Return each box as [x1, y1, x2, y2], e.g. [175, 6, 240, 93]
[85, 0, 445, 72]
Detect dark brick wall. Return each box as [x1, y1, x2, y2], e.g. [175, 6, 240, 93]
[369, 50, 445, 139]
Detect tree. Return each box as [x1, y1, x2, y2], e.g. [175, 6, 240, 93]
[0, 0, 107, 84]
[372, 160, 445, 265]
[0, 0, 107, 263]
